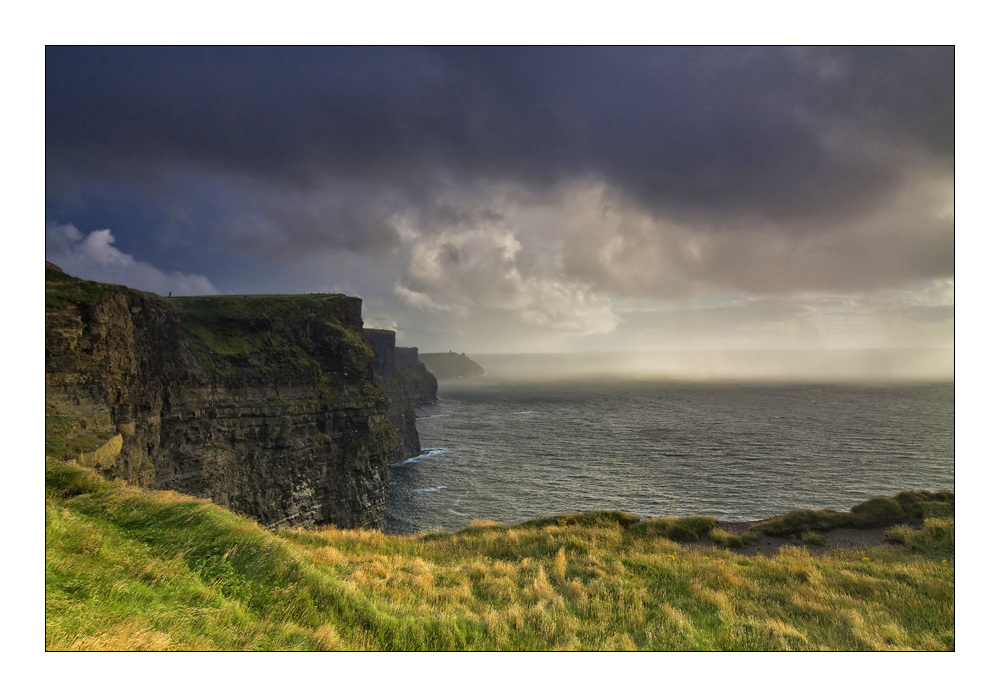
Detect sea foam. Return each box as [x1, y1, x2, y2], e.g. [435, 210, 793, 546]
[396, 448, 448, 466]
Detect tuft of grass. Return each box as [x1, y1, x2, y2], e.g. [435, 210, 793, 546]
[709, 528, 758, 549]
[800, 531, 826, 546]
[752, 509, 854, 536]
[513, 511, 640, 531]
[920, 501, 955, 519]
[46, 462, 954, 651]
[45, 265, 109, 308]
[885, 517, 954, 554]
[851, 498, 907, 528]
[46, 458, 114, 499]
[894, 491, 955, 522]
[750, 491, 954, 537]
[630, 516, 717, 542]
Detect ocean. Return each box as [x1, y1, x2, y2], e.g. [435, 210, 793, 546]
[385, 357, 955, 535]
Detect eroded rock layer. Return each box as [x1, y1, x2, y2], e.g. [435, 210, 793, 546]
[395, 347, 438, 405]
[45, 266, 396, 529]
[362, 330, 437, 463]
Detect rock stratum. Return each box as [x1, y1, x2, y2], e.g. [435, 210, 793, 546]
[45, 264, 433, 530]
[363, 329, 437, 463]
[419, 352, 485, 380]
[394, 346, 439, 404]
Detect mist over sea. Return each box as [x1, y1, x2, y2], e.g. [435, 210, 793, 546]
[386, 354, 954, 534]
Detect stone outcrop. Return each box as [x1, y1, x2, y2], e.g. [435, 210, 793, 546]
[45, 265, 397, 529]
[420, 351, 485, 380]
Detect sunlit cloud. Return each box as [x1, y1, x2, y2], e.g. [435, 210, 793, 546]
[396, 223, 618, 334]
[46, 221, 219, 296]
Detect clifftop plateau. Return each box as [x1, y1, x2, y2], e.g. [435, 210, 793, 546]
[45, 264, 400, 529]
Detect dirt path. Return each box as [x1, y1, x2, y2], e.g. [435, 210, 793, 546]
[688, 520, 918, 557]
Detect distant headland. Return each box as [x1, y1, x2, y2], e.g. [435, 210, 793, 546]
[419, 352, 485, 380]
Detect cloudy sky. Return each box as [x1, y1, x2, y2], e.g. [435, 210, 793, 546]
[45, 46, 953, 377]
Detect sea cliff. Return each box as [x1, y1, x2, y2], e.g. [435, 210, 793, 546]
[45, 264, 398, 529]
[362, 329, 438, 463]
[394, 347, 438, 404]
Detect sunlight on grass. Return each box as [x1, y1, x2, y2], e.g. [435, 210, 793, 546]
[45, 458, 954, 651]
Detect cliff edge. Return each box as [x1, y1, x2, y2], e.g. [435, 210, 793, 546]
[45, 264, 397, 529]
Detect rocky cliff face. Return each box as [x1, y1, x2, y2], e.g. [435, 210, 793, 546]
[363, 329, 421, 463]
[395, 347, 439, 404]
[45, 265, 397, 529]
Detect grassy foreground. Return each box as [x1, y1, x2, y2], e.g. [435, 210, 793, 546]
[46, 458, 954, 651]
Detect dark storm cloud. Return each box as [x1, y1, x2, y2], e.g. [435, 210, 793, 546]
[47, 46, 954, 254]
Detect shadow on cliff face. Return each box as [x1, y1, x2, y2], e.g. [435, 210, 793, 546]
[362, 329, 438, 464]
[46, 266, 399, 530]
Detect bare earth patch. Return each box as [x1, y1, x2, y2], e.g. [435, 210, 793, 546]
[689, 520, 938, 558]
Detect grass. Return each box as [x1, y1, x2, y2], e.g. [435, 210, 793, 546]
[709, 528, 759, 549]
[885, 518, 955, 554]
[631, 515, 718, 542]
[44, 399, 118, 461]
[172, 294, 371, 385]
[45, 265, 108, 309]
[46, 269, 376, 401]
[750, 491, 954, 537]
[800, 531, 827, 547]
[46, 458, 955, 651]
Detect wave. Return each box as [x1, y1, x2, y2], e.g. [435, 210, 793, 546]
[512, 411, 537, 415]
[417, 414, 448, 419]
[415, 486, 448, 494]
[396, 448, 448, 466]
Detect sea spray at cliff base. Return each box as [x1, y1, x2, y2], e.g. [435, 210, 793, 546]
[395, 448, 448, 465]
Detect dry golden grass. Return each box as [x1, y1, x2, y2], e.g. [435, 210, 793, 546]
[63, 621, 174, 651]
[45, 458, 954, 651]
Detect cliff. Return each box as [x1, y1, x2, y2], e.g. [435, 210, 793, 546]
[363, 329, 420, 463]
[420, 352, 485, 380]
[394, 347, 438, 404]
[45, 264, 397, 529]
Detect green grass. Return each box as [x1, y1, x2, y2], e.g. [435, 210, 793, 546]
[851, 497, 907, 527]
[172, 295, 372, 388]
[631, 515, 718, 542]
[45, 459, 954, 651]
[709, 528, 759, 549]
[885, 518, 955, 554]
[45, 265, 108, 308]
[44, 401, 118, 460]
[800, 531, 827, 547]
[46, 269, 374, 395]
[750, 491, 954, 537]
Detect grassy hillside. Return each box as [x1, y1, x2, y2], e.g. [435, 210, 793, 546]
[46, 458, 953, 650]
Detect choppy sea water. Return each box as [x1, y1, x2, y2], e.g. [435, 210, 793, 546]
[385, 370, 954, 534]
